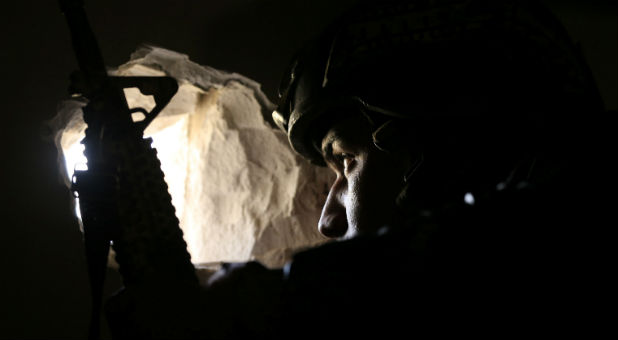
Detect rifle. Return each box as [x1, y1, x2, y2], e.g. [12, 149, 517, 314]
[58, 1, 198, 339]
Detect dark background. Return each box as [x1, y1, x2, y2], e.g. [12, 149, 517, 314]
[0, 1, 615, 339]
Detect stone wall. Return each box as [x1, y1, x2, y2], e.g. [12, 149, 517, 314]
[51, 46, 333, 269]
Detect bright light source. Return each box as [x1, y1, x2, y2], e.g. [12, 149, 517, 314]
[61, 119, 187, 223]
[64, 141, 87, 176]
[464, 192, 475, 205]
[63, 141, 87, 218]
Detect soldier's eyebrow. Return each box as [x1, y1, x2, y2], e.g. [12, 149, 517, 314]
[321, 128, 345, 161]
[321, 136, 336, 165]
[321, 133, 336, 157]
[319, 114, 370, 163]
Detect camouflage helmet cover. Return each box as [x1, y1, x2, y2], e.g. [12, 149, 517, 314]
[273, 0, 603, 164]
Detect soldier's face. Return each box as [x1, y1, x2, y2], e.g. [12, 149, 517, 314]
[319, 115, 407, 239]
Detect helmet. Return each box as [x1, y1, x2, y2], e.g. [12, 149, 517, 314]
[272, 0, 603, 166]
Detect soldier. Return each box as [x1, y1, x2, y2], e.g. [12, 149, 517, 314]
[214, 0, 607, 336]
[107, 0, 610, 338]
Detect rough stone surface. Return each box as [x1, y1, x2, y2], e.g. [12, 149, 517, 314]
[51, 46, 333, 269]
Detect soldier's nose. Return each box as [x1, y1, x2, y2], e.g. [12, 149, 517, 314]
[318, 180, 348, 238]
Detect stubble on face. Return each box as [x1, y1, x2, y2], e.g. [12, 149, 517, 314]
[319, 115, 408, 239]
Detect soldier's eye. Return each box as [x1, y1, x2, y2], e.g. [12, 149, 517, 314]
[335, 153, 355, 171]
